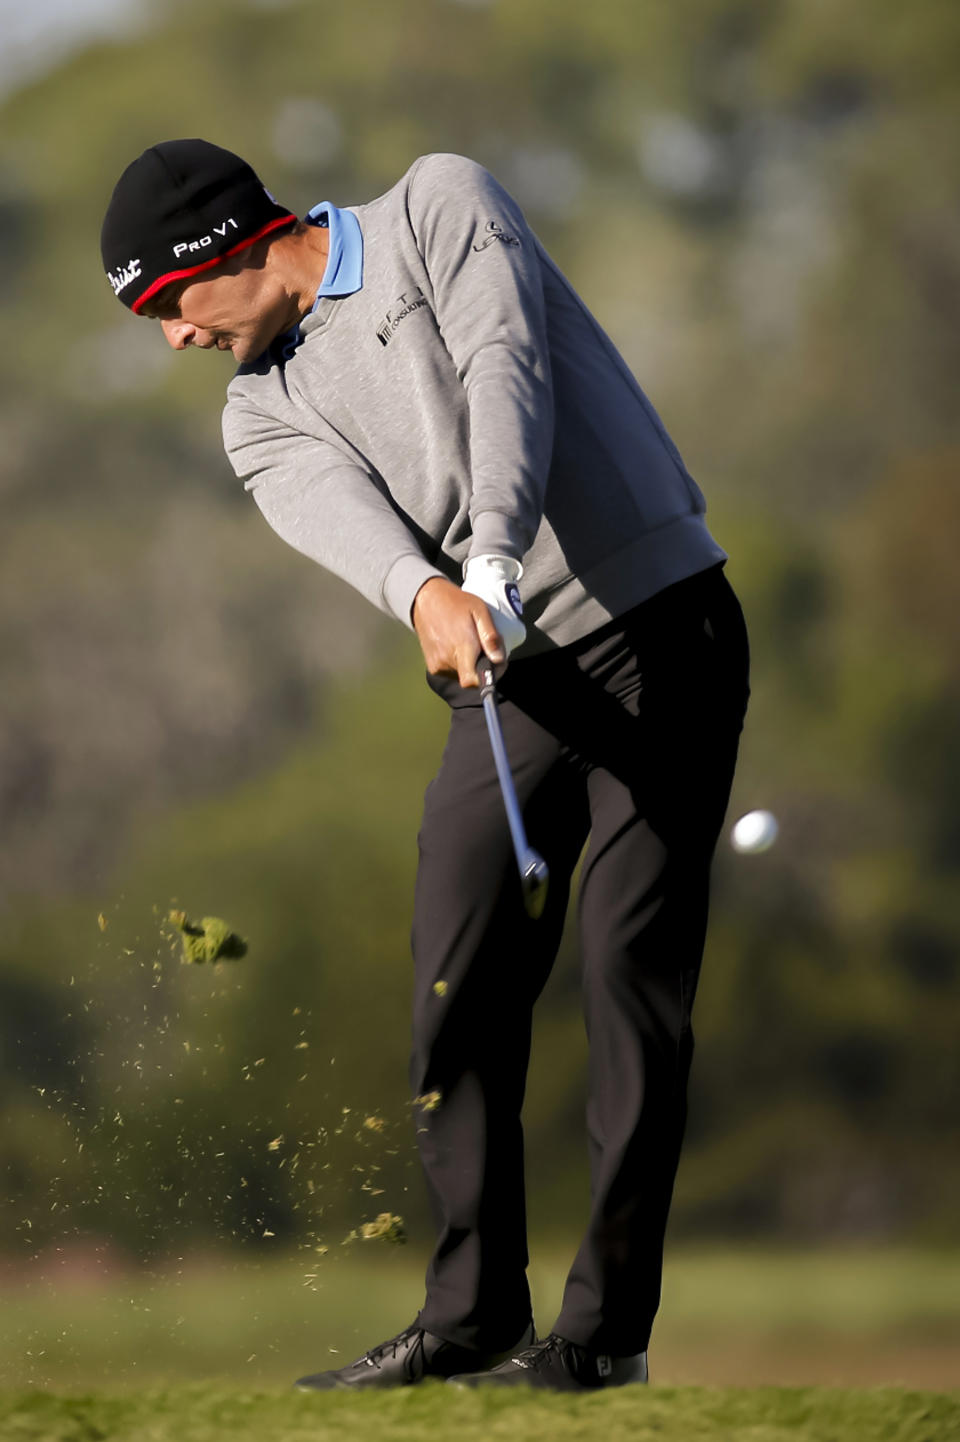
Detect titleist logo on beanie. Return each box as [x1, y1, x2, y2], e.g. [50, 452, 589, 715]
[100, 138, 297, 313]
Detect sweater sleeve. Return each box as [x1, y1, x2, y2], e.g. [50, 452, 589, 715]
[408, 153, 554, 563]
[222, 397, 446, 627]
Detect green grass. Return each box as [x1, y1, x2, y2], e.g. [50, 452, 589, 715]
[3, 1246, 958, 1393]
[0, 1383, 957, 1442]
[2, 1248, 958, 1440]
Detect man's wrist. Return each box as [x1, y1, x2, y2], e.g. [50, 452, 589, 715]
[410, 574, 456, 626]
[462, 554, 523, 583]
[408, 573, 454, 625]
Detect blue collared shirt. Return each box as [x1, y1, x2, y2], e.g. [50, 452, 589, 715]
[278, 202, 364, 360]
[307, 201, 364, 300]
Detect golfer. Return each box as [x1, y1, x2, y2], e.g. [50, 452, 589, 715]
[101, 140, 749, 1392]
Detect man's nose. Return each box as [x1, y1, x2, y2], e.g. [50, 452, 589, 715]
[161, 318, 205, 350]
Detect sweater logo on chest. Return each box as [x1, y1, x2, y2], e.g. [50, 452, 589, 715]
[376, 286, 429, 346]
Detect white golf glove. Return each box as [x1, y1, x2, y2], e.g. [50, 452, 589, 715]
[462, 554, 527, 656]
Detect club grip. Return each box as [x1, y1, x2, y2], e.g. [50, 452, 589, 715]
[478, 658, 497, 700]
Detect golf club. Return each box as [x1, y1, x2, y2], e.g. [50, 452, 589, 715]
[478, 658, 550, 920]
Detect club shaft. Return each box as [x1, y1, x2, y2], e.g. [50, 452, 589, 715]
[479, 669, 531, 874]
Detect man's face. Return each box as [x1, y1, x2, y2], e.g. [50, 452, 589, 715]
[149, 255, 298, 364]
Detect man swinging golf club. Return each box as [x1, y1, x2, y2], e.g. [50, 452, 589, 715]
[101, 139, 749, 1391]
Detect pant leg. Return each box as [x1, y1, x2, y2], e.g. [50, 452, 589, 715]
[411, 687, 590, 1351]
[553, 572, 750, 1353]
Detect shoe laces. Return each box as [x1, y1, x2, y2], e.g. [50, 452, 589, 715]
[360, 1322, 425, 1373]
[512, 1333, 584, 1374]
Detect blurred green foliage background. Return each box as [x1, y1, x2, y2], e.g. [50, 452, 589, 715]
[1, 0, 958, 1301]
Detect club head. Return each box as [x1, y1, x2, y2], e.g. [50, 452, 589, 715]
[521, 853, 549, 920]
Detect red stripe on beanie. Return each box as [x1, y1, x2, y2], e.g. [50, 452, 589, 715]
[131, 213, 297, 314]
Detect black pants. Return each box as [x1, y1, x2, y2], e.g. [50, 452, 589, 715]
[410, 565, 749, 1356]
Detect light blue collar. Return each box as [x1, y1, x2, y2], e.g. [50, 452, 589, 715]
[272, 202, 364, 363]
[307, 201, 364, 301]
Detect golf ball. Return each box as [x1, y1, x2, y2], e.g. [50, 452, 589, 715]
[730, 809, 779, 854]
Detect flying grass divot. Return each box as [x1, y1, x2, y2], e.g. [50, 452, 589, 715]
[341, 1211, 407, 1246]
[168, 910, 247, 965]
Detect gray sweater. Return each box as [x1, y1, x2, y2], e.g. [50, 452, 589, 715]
[222, 153, 726, 655]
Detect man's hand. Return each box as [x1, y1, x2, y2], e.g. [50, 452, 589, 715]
[412, 577, 505, 688]
[461, 555, 527, 655]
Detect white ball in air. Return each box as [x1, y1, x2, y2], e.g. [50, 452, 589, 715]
[730, 809, 779, 854]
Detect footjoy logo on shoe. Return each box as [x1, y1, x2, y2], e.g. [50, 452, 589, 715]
[596, 1355, 613, 1377]
[473, 220, 520, 252]
[376, 287, 429, 346]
